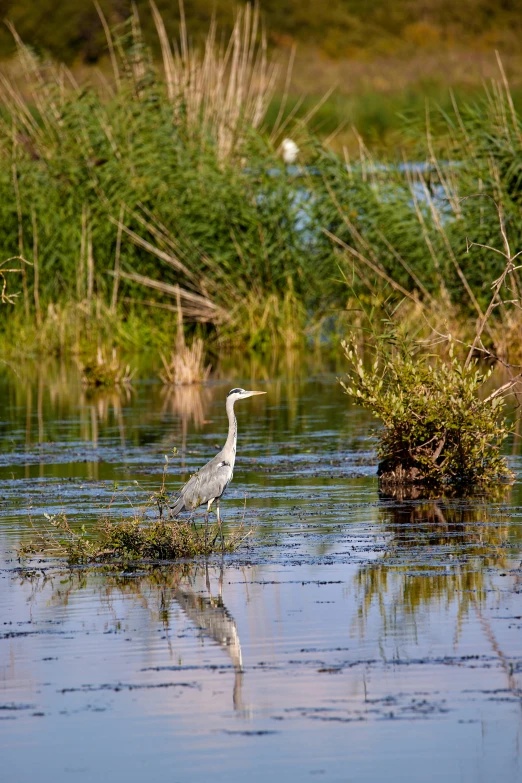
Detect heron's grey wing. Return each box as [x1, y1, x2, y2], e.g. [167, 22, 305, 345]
[181, 459, 233, 510]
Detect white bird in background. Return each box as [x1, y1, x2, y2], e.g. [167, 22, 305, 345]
[281, 138, 299, 165]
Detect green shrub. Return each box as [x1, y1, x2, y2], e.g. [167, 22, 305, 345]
[340, 336, 513, 488]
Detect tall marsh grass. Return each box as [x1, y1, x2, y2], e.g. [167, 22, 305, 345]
[159, 289, 211, 385]
[0, 4, 314, 355]
[2, 6, 522, 360]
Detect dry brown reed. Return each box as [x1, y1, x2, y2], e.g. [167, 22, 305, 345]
[79, 345, 135, 388]
[159, 288, 211, 386]
[160, 335, 211, 386]
[111, 206, 229, 325]
[0, 255, 32, 305]
[150, 0, 279, 162]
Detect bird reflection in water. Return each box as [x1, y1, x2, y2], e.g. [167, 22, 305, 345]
[174, 564, 245, 712]
[19, 561, 246, 713]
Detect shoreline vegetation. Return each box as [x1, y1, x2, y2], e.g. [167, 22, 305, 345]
[342, 332, 515, 489]
[2, 5, 522, 367]
[2, 3, 522, 499]
[340, 202, 522, 488]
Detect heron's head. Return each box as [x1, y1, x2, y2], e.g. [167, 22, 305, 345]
[227, 388, 266, 403]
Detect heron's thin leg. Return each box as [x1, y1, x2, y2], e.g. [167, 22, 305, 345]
[205, 500, 212, 548]
[216, 499, 224, 550]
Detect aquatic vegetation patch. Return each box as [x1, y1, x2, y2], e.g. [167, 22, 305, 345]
[341, 336, 513, 488]
[79, 346, 135, 388]
[160, 336, 211, 386]
[159, 291, 211, 386]
[17, 469, 252, 565]
[17, 510, 250, 565]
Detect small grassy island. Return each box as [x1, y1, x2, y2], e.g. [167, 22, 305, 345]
[341, 335, 513, 489]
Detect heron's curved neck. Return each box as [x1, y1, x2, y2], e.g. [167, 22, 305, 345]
[224, 397, 237, 461]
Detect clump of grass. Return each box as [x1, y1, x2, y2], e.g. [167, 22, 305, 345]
[151, 1, 279, 163]
[17, 458, 252, 565]
[160, 337, 211, 385]
[17, 500, 251, 565]
[17, 512, 241, 564]
[0, 6, 314, 358]
[79, 346, 135, 388]
[159, 292, 211, 385]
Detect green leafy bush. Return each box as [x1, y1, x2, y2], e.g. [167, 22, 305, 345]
[341, 336, 513, 488]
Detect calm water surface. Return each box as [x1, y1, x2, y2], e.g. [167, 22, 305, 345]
[1, 361, 522, 782]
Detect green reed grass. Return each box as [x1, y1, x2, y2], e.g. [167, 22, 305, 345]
[2, 7, 522, 363]
[0, 6, 320, 355]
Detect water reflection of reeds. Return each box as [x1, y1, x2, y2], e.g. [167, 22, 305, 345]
[160, 385, 211, 431]
[80, 386, 132, 448]
[160, 384, 212, 466]
[354, 494, 514, 639]
[4, 359, 132, 446]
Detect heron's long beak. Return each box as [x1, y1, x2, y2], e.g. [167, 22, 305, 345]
[243, 390, 266, 397]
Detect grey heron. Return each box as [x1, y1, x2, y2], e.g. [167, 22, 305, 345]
[170, 388, 266, 541]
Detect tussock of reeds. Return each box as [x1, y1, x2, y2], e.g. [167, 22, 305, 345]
[159, 290, 211, 385]
[17, 468, 252, 565]
[150, 0, 279, 162]
[160, 336, 211, 385]
[79, 346, 135, 388]
[17, 512, 245, 564]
